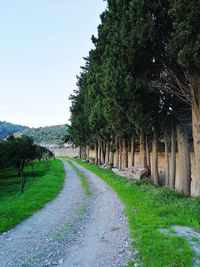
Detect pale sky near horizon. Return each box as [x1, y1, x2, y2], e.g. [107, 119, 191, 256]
[0, 0, 107, 127]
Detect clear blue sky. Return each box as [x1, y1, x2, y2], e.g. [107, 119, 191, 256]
[0, 0, 107, 127]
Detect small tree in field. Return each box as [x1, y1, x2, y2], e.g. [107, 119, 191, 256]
[0, 135, 54, 193]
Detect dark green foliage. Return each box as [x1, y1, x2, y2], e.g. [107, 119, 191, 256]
[0, 121, 28, 139]
[68, 64, 91, 147]
[68, 0, 199, 194]
[0, 136, 35, 169]
[0, 136, 53, 170]
[68, 0, 175, 146]
[15, 124, 69, 146]
[168, 0, 200, 70]
[0, 121, 68, 146]
[0, 159, 65, 233]
[68, 0, 199, 147]
[0, 135, 54, 192]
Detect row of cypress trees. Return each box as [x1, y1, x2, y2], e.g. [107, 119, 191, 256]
[67, 0, 200, 197]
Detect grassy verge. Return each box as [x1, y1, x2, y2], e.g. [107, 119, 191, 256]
[52, 159, 92, 242]
[67, 160, 91, 197]
[0, 159, 65, 233]
[72, 159, 200, 267]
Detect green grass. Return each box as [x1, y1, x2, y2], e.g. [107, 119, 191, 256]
[52, 159, 91, 242]
[0, 159, 65, 233]
[67, 160, 91, 197]
[0, 162, 47, 198]
[72, 159, 200, 267]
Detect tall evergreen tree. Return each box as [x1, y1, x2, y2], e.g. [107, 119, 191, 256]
[168, 0, 200, 196]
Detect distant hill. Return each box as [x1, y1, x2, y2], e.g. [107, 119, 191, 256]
[0, 121, 68, 146]
[15, 124, 68, 146]
[0, 121, 28, 139]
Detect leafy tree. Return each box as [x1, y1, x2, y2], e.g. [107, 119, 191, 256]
[68, 0, 200, 196]
[167, 0, 200, 196]
[0, 135, 54, 193]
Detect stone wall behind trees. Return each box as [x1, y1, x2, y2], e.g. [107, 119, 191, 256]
[51, 148, 79, 158]
[87, 147, 195, 191]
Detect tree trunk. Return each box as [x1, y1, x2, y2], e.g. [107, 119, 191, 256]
[191, 94, 200, 197]
[80, 146, 87, 159]
[122, 139, 125, 169]
[98, 140, 102, 165]
[110, 136, 115, 166]
[107, 141, 110, 162]
[131, 134, 135, 167]
[176, 123, 191, 195]
[170, 121, 176, 189]
[21, 173, 27, 193]
[119, 139, 123, 170]
[164, 128, 170, 186]
[140, 130, 147, 168]
[111, 151, 114, 166]
[79, 147, 81, 159]
[101, 141, 104, 164]
[124, 139, 128, 168]
[182, 73, 200, 195]
[116, 137, 119, 169]
[105, 141, 108, 163]
[83, 146, 86, 159]
[146, 135, 151, 172]
[20, 160, 26, 193]
[95, 141, 98, 165]
[87, 145, 90, 159]
[102, 141, 106, 164]
[152, 127, 159, 185]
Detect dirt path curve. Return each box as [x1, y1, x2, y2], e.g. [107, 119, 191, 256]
[0, 160, 132, 267]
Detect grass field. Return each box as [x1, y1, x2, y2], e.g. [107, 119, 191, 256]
[0, 159, 65, 233]
[73, 158, 200, 267]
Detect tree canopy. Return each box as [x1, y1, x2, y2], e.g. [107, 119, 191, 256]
[68, 0, 200, 196]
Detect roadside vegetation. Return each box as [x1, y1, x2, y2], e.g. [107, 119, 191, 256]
[74, 159, 200, 267]
[0, 135, 54, 192]
[67, 160, 91, 197]
[0, 121, 27, 139]
[0, 135, 64, 233]
[0, 159, 65, 233]
[67, 0, 200, 198]
[15, 124, 69, 146]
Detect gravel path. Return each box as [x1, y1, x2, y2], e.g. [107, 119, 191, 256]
[0, 160, 132, 267]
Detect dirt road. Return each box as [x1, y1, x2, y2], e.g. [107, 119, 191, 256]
[0, 160, 132, 267]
